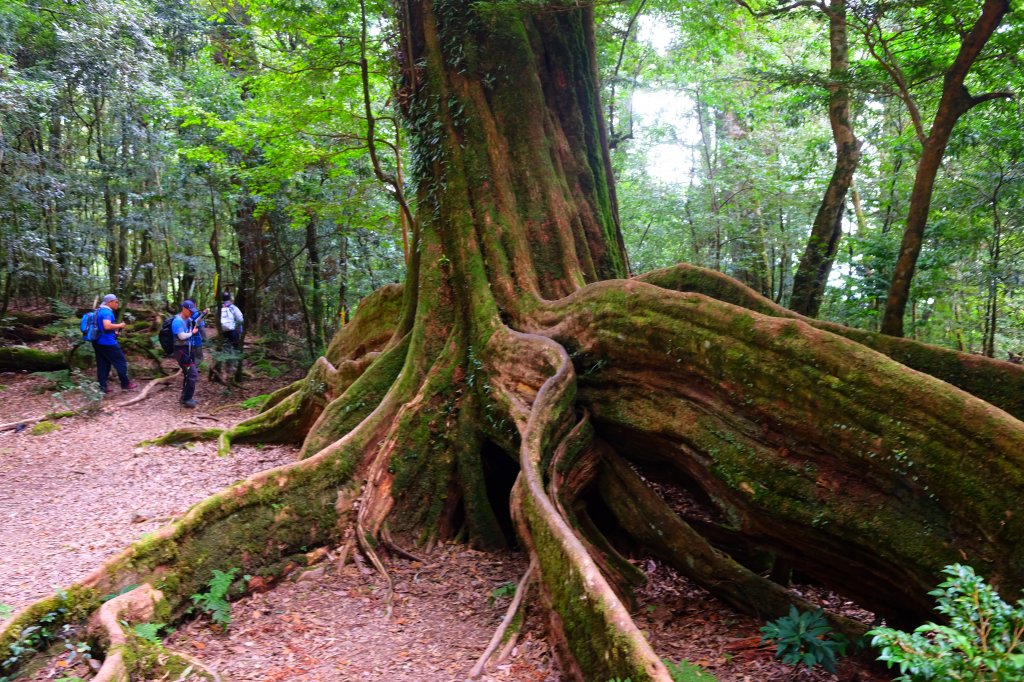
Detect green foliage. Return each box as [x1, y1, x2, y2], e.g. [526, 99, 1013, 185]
[190, 568, 239, 627]
[32, 370, 76, 392]
[240, 393, 270, 410]
[489, 581, 516, 603]
[606, 659, 716, 682]
[664, 659, 717, 681]
[0, 590, 75, 679]
[252, 358, 282, 379]
[51, 370, 104, 416]
[0, 603, 10, 620]
[869, 564, 1024, 681]
[760, 606, 847, 674]
[30, 420, 59, 436]
[130, 622, 166, 644]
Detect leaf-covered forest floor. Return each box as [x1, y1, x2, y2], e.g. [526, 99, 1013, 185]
[1, 341, 891, 682]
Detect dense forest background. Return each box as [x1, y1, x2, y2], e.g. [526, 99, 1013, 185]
[2, 0, 1022, 357]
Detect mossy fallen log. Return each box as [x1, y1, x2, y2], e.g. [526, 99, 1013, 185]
[0, 346, 68, 372]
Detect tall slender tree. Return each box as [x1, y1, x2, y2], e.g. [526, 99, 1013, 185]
[872, 0, 1013, 336]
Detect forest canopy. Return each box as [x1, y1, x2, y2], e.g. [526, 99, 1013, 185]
[1, 0, 1022, 354]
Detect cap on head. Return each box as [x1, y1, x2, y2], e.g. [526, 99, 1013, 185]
[102, 294, 118, 304]
[222, 292, 232, 302]
[181, 300, 198, 314]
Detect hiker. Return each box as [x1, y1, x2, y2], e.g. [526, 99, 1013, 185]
[171, 300, 207, 408]
[93, 294, 138, 394]
[216, 291, 245, 382]
[219, 291, 244, 352]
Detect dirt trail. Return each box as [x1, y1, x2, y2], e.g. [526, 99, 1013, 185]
[0, 370, 300, 609]
[0, 369, 557, 681]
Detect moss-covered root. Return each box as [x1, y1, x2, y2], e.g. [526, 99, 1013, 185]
[547, 416, 646, 604]
[325, 282, 404, 365]
[259, 378, 304, 412]
[639, 262, 1024, 421]
[86, 583, 220, 682]
[546, 278, 1024, 623]
[0, 345, 68, 371]
[87, 583, 161, 682]
[143, 358, 341, 453]
[489, 328, 670, 682]
[139, 427, 224, 447]
[598, 451, 866, 640]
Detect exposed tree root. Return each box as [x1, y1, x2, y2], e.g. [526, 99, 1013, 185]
[539, 278, 1024, 623]
[0, 411, 75, 434]
[468, 556, 536, 679]
[381, 525, 425, 563]
[83, 583, 222, 682]
[114, 371, 180, 408]
[6, 270, 1024, 682]
[597, 450, 866, 639]
[492, 328, 670, 681]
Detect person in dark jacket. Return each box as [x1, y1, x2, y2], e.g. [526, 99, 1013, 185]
[170, 299, 206, 408]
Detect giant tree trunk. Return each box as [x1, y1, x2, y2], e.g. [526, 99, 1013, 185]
[4, 3, 1024, 682]
[789, 0, 860, 317]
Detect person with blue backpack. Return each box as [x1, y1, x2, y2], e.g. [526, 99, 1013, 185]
[90, 294, 138, 394]
[171, 299, 207, 408]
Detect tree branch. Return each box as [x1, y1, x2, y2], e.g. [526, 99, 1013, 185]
[970, 90, 1014, 107]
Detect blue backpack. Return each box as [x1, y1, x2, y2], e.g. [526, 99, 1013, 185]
[80, 309, 101, 342]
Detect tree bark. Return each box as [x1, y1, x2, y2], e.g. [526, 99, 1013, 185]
[880, 0, 1011, 336]
[789, 0, 860, 317]
[234, 194, 271, 331]
[305, 213, 326, 353]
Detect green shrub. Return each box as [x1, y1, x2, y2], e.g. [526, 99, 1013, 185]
[869, 564, 1024, 681]
[760, 606, 847, 674]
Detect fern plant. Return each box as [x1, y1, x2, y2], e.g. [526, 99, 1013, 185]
[190, 568, 238, 627]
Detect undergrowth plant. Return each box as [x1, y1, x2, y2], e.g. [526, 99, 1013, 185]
[130, 621, 166, 644]
[240, 393, 270, 410]
[0, 591, 76, 681]
[190, 568, 239, 628]
[869, 564, 1024, 681]
[608, 658, 717, 682]
[489, 581, 516, 603]
[760, 606, 847, 674]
